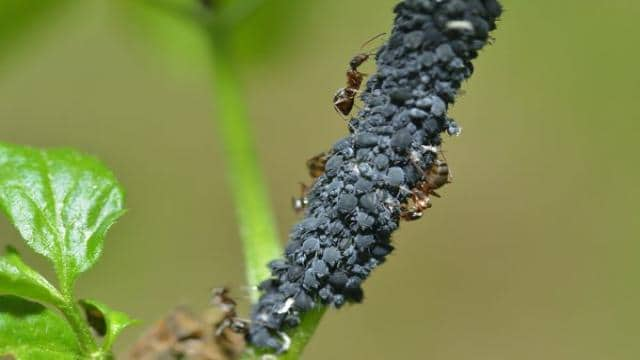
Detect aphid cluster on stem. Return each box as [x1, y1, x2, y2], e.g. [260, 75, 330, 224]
[249, 0, 502, 352]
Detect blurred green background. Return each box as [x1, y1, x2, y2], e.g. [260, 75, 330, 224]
[1, 0, 639, 359]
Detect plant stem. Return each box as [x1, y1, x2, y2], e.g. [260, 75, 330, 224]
[207, 23, 327, 359]
[217, 0, 267, 27]
[208, 30, 282, 303]
[57, 297, 100, 357]
[279, 306, 327, 360]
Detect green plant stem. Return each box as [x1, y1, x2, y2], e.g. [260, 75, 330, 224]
[57, 297, 99, 357]
[217, 0, 267, 27]
[279, 306, 327, 360]
[208, 30, 282, 303]
[208, 23, 327, 359]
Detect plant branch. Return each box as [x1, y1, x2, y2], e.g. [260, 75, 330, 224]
[137, 0, 213, 26]
[279, 306, 326, 360]
[207, 22, 327, 357]
[206, 21, 327, 357]
[208, 30, 282, 303]
[57, 298, 100, 357]
[216, 0, 268, 27]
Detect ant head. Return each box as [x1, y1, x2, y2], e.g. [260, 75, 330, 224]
[349, 32, 386, 70]
[349, 53, 370, 70]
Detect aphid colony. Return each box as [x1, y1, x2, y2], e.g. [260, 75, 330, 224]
[293, 147, 452, 221]
[294, 33, 454, 220]
[249, 0, 503, 352]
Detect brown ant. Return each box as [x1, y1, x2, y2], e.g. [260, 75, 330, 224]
[401, 151, 452, 221]
[333, 32, 386, 117]
[400, 189, 433, 221]
[421, 158, 451, 198]
[211, 287, 249, 336]
[291, 152, 329, 213]
[306, 152, 328, 179]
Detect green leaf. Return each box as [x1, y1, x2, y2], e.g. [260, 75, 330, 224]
[79, 299, 136, 351]
[0, 246, 63, 306]
[0, 143, 126, 293]
[0, 295, 80, 359]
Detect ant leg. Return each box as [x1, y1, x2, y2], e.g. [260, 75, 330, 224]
[215, 318, 231, 336]
[347, 121, 358, 133]
[237, 285, 257, 301]
[230, 318, 250, 334]
[401, 208, 422, 221]
[299, 182, 309, 195]
[398, 185, 414, 196]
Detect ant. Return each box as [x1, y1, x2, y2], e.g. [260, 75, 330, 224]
[306, 151, 328, 179]
[211, 287, 249, 336]
[333, 32, 386, 117]
[400, 188, 433, 221]
[291, 152, 329, 213]
[400, 149, 452, 221]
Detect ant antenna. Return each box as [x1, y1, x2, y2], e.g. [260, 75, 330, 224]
[360, 32, 387, 49]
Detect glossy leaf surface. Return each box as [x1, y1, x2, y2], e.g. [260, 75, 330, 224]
[0, 296, 80, 359]
[0, 143, 125, 292]
[0, 247, 63, 306]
